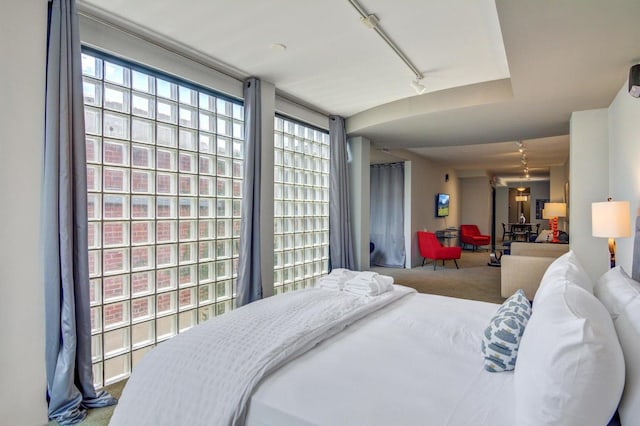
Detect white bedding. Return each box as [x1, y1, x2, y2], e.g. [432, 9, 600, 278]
[246, 293, 514, 426]
[110, 285, 414, 426]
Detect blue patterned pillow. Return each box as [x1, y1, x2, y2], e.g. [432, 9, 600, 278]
[481, 289, 532, 372]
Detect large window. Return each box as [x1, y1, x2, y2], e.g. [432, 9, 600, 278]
[273, 116, 330, 294]
[82, 50, 244, 387]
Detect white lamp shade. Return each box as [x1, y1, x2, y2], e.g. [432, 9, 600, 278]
[515, 195, 528, 202]
[592, 200, 631, 238]
[543, 202, 566, 219]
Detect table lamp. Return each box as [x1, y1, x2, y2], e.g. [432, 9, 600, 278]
[542, 202, 566, 243]
[592, 199, 631, 268]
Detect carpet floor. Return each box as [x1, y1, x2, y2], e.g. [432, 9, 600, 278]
[54, 250, 502, 425]
[371, 250, 505, 304]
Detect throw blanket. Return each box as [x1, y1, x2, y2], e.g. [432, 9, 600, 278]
[110, 285, 414, 426]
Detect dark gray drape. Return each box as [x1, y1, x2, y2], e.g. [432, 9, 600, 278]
[44, 0, 116, 424]
[236, 78, 263, 307]
[370, 163, 406, 267]
[328, 116, 355, 270]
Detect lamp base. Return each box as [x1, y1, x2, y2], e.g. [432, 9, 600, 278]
[608, 237, 616, 268]
[551, 217, 559, 243]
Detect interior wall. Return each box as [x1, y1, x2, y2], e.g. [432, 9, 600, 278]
[608, 84, 640, 272]
[348, 136, 371, 271]
[259, 81, 276, 297]
[461, 177, 491, 236]
[408, 153, 460, 267]
[569, 108, 610, 280]
[549, 166, 566, 202]
[0, 1, 48, 424]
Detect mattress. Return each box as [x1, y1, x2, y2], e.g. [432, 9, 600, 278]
[246, 293, 514, 425]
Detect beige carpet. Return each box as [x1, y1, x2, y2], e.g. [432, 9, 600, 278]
[54, 250, 502, 425]
[371, 250, 505, 304]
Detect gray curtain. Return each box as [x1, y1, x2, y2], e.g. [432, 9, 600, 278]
[44, 0, 116, 424]
[328, 116, 355, 270]
[236, 78, 263, 307]
[370, 163, 406, 267]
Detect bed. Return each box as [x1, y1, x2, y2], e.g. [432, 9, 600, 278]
[110, 219, 640, 426]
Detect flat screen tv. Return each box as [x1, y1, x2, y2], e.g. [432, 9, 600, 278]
[436, 193, 450, 217]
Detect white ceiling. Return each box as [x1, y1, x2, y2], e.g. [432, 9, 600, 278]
[78, 0, 640, 180]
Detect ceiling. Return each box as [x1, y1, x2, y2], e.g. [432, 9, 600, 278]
[78, 0, 640, 180]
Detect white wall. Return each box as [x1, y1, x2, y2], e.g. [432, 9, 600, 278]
[348, 136, 371, 271]
[608, 85, 640, 272]
[0, 1, 48, 424]
[461, 177, 491, 236]
[569, 109, 610, 280]
[259, 81, 276, 297]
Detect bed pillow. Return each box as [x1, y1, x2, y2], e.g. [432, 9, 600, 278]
[613, 296, 640, 425]
[514, 281, 624, 426]
[481, 289, 531, 372]
[533, 250, 593, 308]
[594, 265, 640, 320]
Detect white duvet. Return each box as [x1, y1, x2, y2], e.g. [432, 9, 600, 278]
[246, 293, 515, 426]
[110, 285, 414, 426]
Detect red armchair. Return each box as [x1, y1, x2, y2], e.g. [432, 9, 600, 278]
[417, 231, 462, 270]
[459, 224, 491, 251]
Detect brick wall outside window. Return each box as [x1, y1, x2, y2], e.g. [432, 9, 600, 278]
[83, 50, 243, 388]
[273, 117, 330, 294]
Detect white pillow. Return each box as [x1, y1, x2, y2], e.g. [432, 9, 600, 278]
[533, 250, 593, 308]
[514, 282, 624, 426]
[594, 266, 640, 320]
[612, 296, 640, 425]
[535, 229, 553, 243]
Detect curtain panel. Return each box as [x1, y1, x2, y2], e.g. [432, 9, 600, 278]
[369, 162, 406, 267]
[236, 77, 263, 307]
[44, 0, 116, 424]
[328, 116, 354, 270]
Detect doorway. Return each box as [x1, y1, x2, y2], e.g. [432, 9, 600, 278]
[509, 187, 531, 223]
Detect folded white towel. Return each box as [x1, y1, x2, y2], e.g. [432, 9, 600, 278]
[343, 274, 394, 297]
[317, 276, 345, 291]
[328, 269, 356, 280]
[355, 271, 379, 280]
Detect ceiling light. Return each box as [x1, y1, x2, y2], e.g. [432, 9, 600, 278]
[410, 79, 426, 94]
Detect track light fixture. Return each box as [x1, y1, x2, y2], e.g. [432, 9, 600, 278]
[410, 78, 427, 94]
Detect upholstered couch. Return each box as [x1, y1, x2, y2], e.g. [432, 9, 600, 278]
[501, 242, 570, 300]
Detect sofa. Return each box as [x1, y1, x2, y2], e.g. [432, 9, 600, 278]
[500, 242, 569, 300]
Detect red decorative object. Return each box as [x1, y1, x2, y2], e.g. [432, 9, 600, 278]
[551, 217, 559, 243]
[459, 224, 491, 251]
[417, 231, 462, 270]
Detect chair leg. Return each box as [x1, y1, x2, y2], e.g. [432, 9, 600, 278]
[422, 257, 425, 267]
[454, 259, 459, 269]
[433, 260, 436, 271]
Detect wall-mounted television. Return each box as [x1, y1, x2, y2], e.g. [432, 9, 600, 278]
[436, 193, 450, 217]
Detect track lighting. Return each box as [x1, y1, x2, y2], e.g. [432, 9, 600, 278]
[410, 78, 427, 94]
